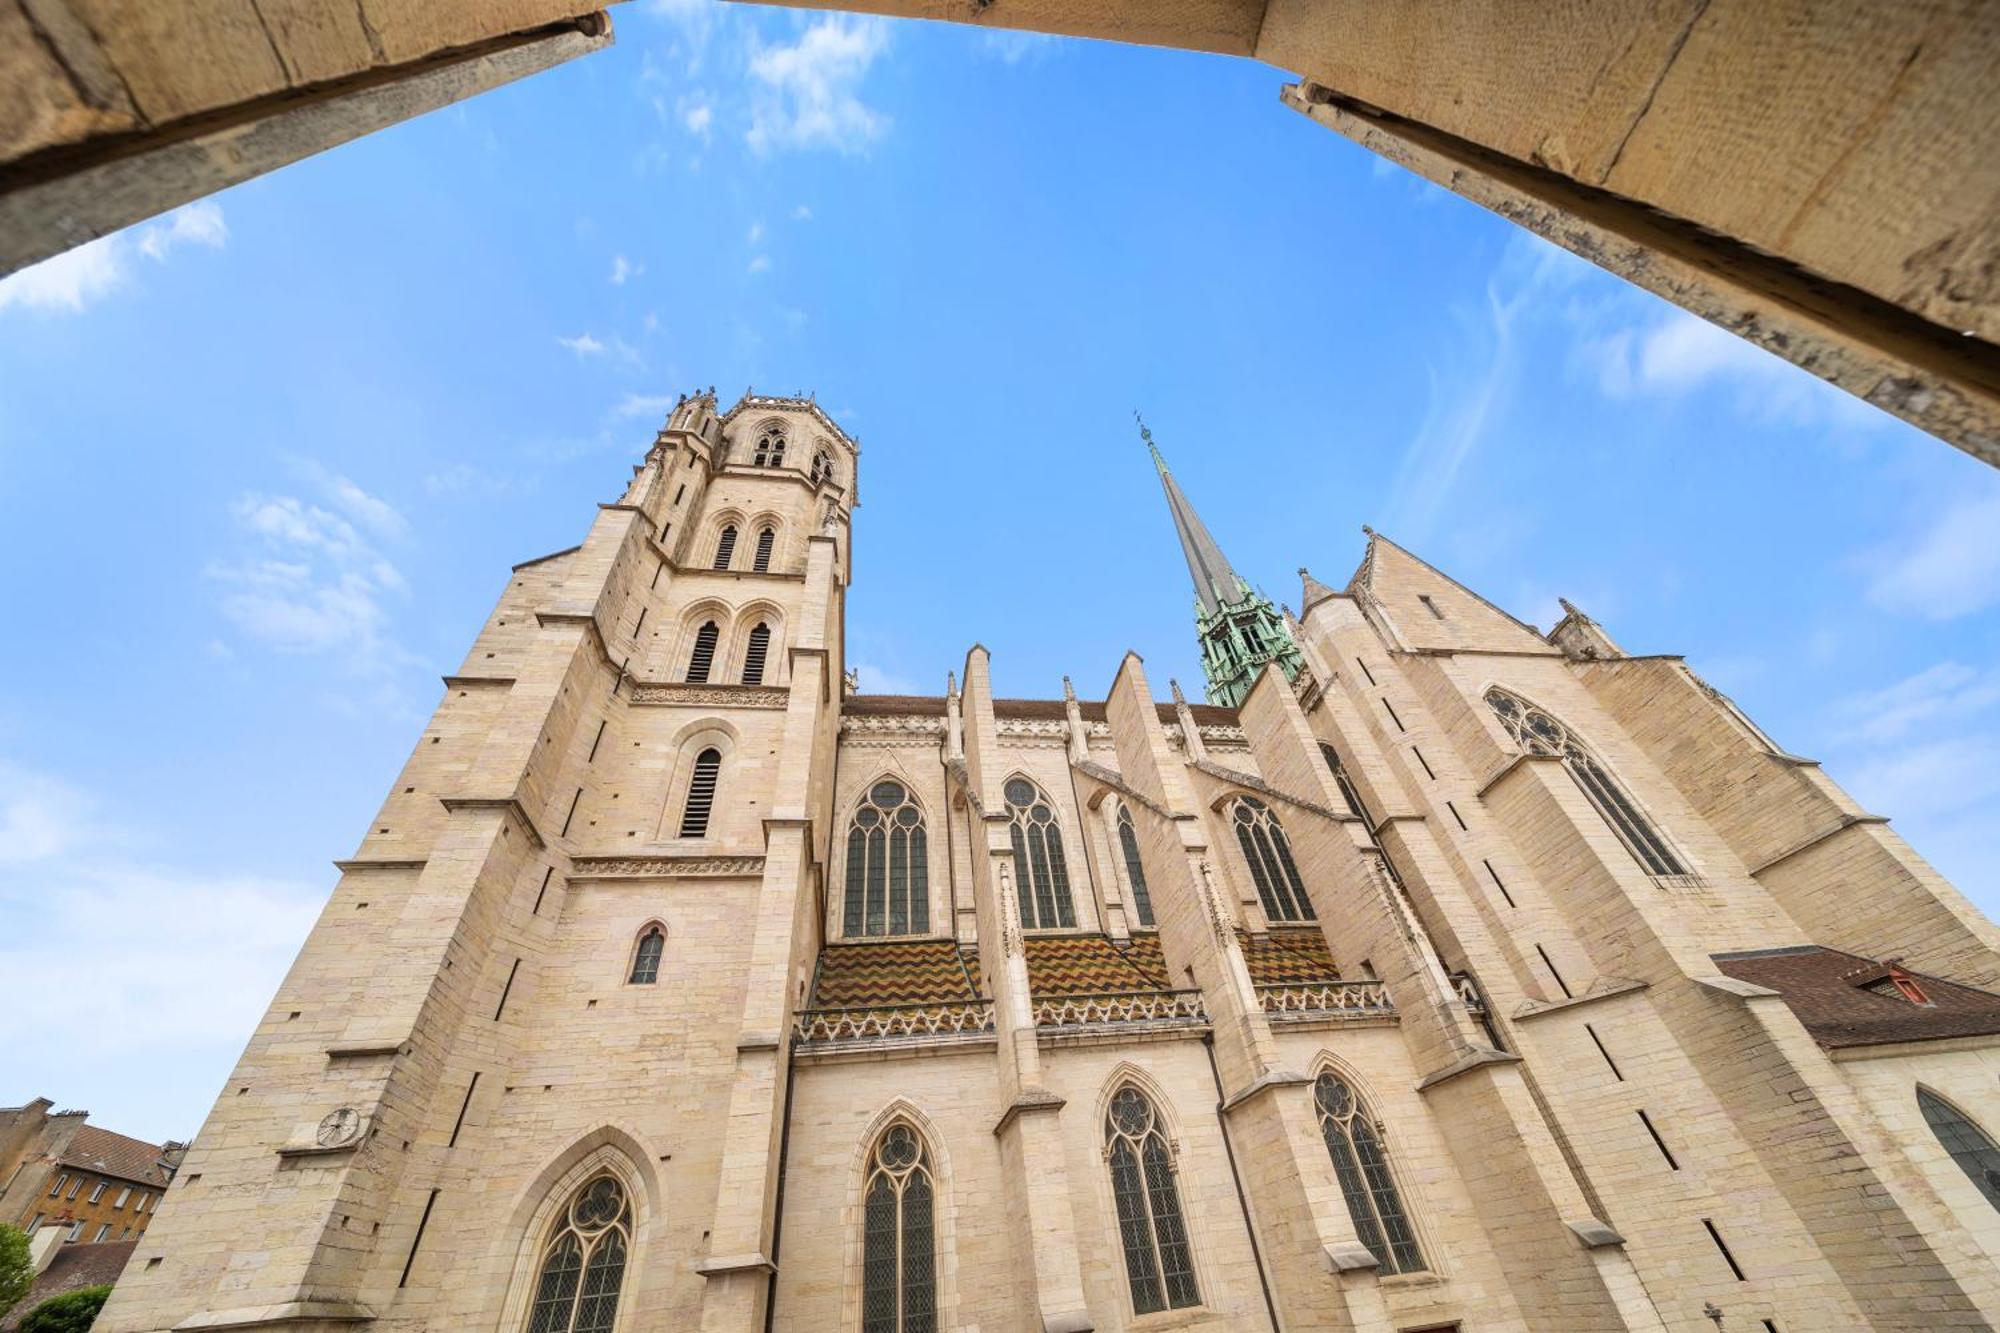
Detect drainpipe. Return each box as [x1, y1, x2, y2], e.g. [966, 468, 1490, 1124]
[1202, 1032, 1282, 1332]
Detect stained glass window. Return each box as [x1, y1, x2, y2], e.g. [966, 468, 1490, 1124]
[861, 1124, 936, 1333]
[629, 927, 663, 984]
[1104, 1087, 1199, 1314]
[1232, 797, 1314, 921]
[1314, 1071, 1424, 1274]
[525, 1175, 631, 1333]
[1116, 805, 1155, 928]
[1005, 778, 1075, 930]
[843, 781, 930, 936]
[1484, 688, 1687, 877]
[1919, 1088, 2000, 1214]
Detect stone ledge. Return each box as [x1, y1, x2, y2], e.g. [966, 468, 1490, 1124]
[1220, 1066, 1310, 1114]
[1567, 1217, 1626, 1249]
[441, 674, 515, 689]
[325, 1041, 404, 1059]
[1692, 974, 1781, 1001]
[1414, 1046, 1519, 1093]
[1512, 976, 1648, 1022]
[438, 796, 546, 850]
[693, 1251, 774, 1278]
[331, 859, 426, 872]
[1322, 1240, 1381, 1273]
[1476, 750, 1565, 799]
[1747, 813, 1891, 876]
[174, 1301, 376, 1329]
[993, 1088, 1066, 1137]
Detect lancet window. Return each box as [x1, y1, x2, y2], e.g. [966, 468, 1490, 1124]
[1116, 805, 1155, 928]
[679, 749, 720, 838]
[685, 621, 719, 683]
[1484, 688, 1687, 877]
[860, 1123, 936, 1332]
[1919, 1088, 2000, 1213]
[1314, 1071, 1424, 1274]
[713, 525, 737, 570]
[524, 1175, 631, 1333]
[1104, 1086, 1199, 1314]
[810, 451, 834, 486]
[1005, 778, 1075, 929]
[752, 526, 776, 572]
[1231, 796, 1314, 921]
[752, 425, 787, 467]
[741, 623, 771, 685]
[844, 780, 929, 937]
[628, 927, 663, 985]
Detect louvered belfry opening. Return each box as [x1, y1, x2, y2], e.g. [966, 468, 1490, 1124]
[713, 525, 737, 570]
[753, 526, 775, 572]
[685, 622, 719, 683]
[680, 749, 720, 837]
[741, 623, 771, 685]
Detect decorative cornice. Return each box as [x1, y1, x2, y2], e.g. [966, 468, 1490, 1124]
[996, 717, 1069, 741]
[842, 713, 948, 737]
[629, 682, 788, 709]
[568, 855, 767, 879]
[717, 392, 859, 453]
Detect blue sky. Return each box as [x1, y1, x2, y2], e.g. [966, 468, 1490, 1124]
[1, 3, 1996, 1143]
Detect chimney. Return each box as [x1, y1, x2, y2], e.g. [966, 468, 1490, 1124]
[29, 1224, 64, 1273]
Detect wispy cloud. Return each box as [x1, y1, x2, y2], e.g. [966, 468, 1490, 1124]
[682, 100, 714, 137]
[854, 662, 921, 695]
[979, 29, 1057, 64]
[747, 254, 771, 275]
[746, 16, 890, 156]
[0, 201, 228, 315]
[747, 221, 765, 246]
[791, 204, 813, 222]
[611, 254, 643, 285]
[615, 392, 677, 420]
[1859, 477, 2000, 620]
[559, 332, 608, 357]
[1829, 661, 2000, 746]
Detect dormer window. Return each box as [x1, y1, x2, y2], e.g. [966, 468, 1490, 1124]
[1862, 965, 1933, 1006]
[752, 423, 787, 468]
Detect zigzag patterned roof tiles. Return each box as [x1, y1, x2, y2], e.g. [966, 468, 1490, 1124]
[809, 939, 982, 1008]
[1024, 934, 1171, 995]
[1238, 927, 1342, 986]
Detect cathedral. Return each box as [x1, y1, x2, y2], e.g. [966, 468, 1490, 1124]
[98, 392, 2000, 1333]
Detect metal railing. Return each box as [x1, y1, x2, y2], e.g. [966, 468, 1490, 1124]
[793, 999, 995, 1045]
[1255, 980, 1394, 1018]
[1033, 989, 1208, 1029]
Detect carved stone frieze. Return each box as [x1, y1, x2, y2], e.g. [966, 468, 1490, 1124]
[569, 855, 768, 879]
[630, 682, 788, 708]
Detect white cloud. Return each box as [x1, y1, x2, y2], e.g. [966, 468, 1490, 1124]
[611, 254, 643, 285]
[682, 101, 713, 137]
[746, 17, 890, 156]
[747, 221, 765, 246]
[1860, 479, 2000, 620]
[137, 200, 228, 260]
[559, 332, 608, 357]
[854, 662, 921, 695]
[0, 234, 127, 314]
[1830, 662, 2000, 746]
[747, 254, 771, 275]
[979, 29, 1056, 64]
[0, 761, 92, 864]
[615, 393, 677, 420]
[791, 204, 813, 222]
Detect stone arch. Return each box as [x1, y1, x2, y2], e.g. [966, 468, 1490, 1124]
[491, 1125, 662, 1333]
[745, 510, 786, 570]
[658, 722, 738, 840]
[671, 598, 735, 682]
[1305, 1050, 1439, 1277]
[726, 600, 786, 685]
[625, 918, 669, 984]
[840, 1098, 960, 1333]
[1092, 1063, 1212, 1316]
[706, 508, 748, 569]
[836, 766, 936, 939]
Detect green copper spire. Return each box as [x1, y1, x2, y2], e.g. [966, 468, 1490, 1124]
[1140, 413, 1304, 707]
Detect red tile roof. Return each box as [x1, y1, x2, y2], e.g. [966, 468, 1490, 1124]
[1024, 934, 1172, 995]
[1713, 946, 2000, 1049]
[809, 939, 982, 1008]
[0, 1241, 137, 1331]
[1238, 928, 1342, 987]
[58, 1126, 174, 1188]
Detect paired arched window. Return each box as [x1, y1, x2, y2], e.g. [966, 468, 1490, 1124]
[713, 525, 737, 570]
[861, 1123, 936, 1332]
[810, 451, 834, 486]
[1320, 742, 1371, 823]
[1919, 1088, 2000, 1213]
[1314, 1071, 1424, 1274]
[679, 749, 720, 838]
[1005, 778, 1074, 930]
[844, 780, 929, 936]
[752, 526, 776, 572]
[1232, 797, 1314, 922]
[742, 623, 771, 685]
[629, 927, 664, 985]
[1104, 1086, 1199, 1315]
[1484, 688, 1687, 877]
[685, 621, 719, 683]
[752, 425, 787, 467]
[524, 1174, 630, 1333]
[1116, 805, 1154, 928]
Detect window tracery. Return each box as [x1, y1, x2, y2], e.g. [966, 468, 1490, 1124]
[861, 1123, 936, 1332]
[1231, 796, 1314, 921]
[629, 927, 663, 984]
[1005, 778, 1075, 929]
[1484, 688, 1687, 877]
[1104, 1086, 1199, 1314]
[524, 1174, 631, 1333]
[810, 450, 834, 486]
[1919, 1088, 2000, 1213]
[1116, 804, 1154, 928]
[1314, 1072, 1423, 1274]
[844, 780, 929, 936]
[752, 424, 787, 468]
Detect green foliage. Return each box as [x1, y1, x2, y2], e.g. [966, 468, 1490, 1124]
[0, 1225, 30, 1316]
[17, 1284, 112, 1333]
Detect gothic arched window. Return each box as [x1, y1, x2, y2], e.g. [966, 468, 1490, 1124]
[1104, 1086, 1199, 1315]
[844, 780, 929, 936]
[1484, 688, 1687, 877]
[629, 927, 664, 985]
[1319, 743, 1371, 823]
[679, 749, 720, 838]
[685, 621, 719, 683]
[861, 1123, 936, 1333]
[713, 525, 737, 570]
[1314, 1071, 1424, 1274]
[524, 1174, 631, 1333]
[1232, 797, 1314, 922]
[752, 425, 787, 468]
[1116, 805, 1154, 928]
[1005, 778, 1075, 930]
[810, 450, 833, 486]
[1919, 1087, 2000, 1213]
[741, 623, 771, 685]
[752, 526, 776, 572]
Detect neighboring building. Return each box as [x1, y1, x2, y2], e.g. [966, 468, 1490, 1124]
[99, 393, 2000, 1332]
[0, 1102, 181, 1249]
[0, 1239, 138, 1332]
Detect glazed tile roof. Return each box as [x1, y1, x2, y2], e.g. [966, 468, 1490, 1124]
[1713, 945, 2000, 1050]
[1024, 934, 1171, 995]
[0, 1241, 138, 1332]
[1238, 928, 1342, 986]
[59, 1126, 174, 1187]
[809, 939, 982, 1008]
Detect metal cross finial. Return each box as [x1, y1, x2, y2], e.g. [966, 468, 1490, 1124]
[1134, 409, 1152, 446]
